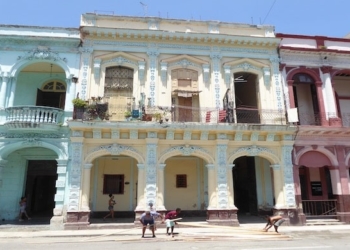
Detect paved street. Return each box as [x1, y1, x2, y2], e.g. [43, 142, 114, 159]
[1, 221, 350, 250]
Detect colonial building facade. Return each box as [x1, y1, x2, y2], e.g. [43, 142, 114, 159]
[0, 25, 81, 229]
[65, 14, 297, 229]
[278, 33, 350, 224]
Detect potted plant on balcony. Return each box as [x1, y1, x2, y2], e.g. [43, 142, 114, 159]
[153, 112, 163, 123]
[124, 111, 132, 120]
[72, 98, 87, 119]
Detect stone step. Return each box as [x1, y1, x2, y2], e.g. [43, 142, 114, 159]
[305, 219, 346, 226]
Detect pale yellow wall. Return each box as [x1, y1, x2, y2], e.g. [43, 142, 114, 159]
[164, 157, 206, 210]
[90, 156, 138, 211]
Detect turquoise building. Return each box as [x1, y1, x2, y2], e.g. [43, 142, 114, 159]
[0, 25, 81, 229]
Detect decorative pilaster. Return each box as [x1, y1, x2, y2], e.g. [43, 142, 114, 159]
[138, 61, 146, 82]
[160, 62, 168, 84]
[270, 57, 283, 110]
[226, 164, 235, 208]
[315, 81, 328, 126]
[79, 47, 93, 100]
[68, 142, 83, 211]
[0, 158, 8, 187]
[202, 64, 210, 84]
[93, 58, 101, 80]
[282, 145, 296, 208]
[210, 52, 222, 108]
[135, 164, 146, 212]
[224, 65, 231, 86]
[145, 138, 158, 207]
[216, 143, 229, 209]
[0, 73, 10, 108]
[147, 49, 159, 106]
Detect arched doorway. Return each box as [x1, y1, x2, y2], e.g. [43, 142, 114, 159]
[164, 156, 207, 219]
[89, 155, 138, 223]
[2, 147, 58, 220]
[233, 72, 260, 123]
[297, 151, 336, 218]
[233, 156, 274, 218]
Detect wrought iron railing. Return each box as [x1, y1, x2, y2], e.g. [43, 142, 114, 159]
[301, 199, 337, 217]
[5, 106, 64, 125]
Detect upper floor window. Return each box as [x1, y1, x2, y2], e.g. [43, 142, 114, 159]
[103, 174, 124, 194]
[42, 81, 66, 92]
[293, 73, 314, 83]
[171, 68, 198, 91]
[176, 174, 187, 188]
[105, 66, 134, 97]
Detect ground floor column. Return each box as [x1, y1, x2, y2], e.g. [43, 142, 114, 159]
[157, 164, 166, 211]
[81, 163, 93, 211]
[272, 164, 285, 208]
[50, 159, 69, 230]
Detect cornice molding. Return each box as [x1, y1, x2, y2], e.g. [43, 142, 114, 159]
[81, 27, 279, 47]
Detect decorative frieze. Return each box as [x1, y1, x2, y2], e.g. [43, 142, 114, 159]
[17, 47, 67, 62]
[93, 129, 101, 139]
[138, 61, 146, 81]
[200, 131, 209, 140]
[130, 130, 138, 139]
[234, 132, 243, 141]
[183, 131, 192, 140]
[147, 131, 158, 138]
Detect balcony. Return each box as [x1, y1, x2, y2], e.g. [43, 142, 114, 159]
[74, 103, 288, 126]
[4, 106, 64, 131]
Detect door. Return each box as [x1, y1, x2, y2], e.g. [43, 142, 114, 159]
[178, 97, 192, 122]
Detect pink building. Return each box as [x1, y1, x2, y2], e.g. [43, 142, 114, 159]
[278, 33, 350, 225]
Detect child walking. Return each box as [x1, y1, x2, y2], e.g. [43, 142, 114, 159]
[19, 196, 31, 221]
[103, 194, 116, 220]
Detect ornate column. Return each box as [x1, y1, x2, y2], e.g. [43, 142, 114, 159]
[315, 81, 328, 126]
[134, 137, 159, 223]
[157, 164, 166, 211]
[81, 163, 93, 211]
[0, 73, 10, 108]
[50, 159, 68, 230]
[65, 76, 78, 111]
[0, 158, 8, 188]
[146, 49, 159, 106]
[207, 141, 238, 226]
[270, 57, 283, 111]
[65, 134, 88, 228]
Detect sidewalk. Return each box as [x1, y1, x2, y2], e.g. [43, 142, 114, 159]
[1, 220, 350, 240]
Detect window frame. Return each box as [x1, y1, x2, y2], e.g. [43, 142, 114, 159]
[176, 174, 187, 188]
[103, 174, 125, 194]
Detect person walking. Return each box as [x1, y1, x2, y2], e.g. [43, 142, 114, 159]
[18, 196, 31, 221]
[139, 210, 164, 238]
[165, 208, 181, 237]
[263, 215, 285, 233]
[103, 194, 116, 220]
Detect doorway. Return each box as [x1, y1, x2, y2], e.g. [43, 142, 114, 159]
[232, 156, 258, 215]
[25, 160, 57, 217]
[36, 81, 66, 109]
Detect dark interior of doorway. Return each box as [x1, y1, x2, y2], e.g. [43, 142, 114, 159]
[232, 156, 258, 216]
[25, 160, 57, 218]
[36, 89, 66, 109]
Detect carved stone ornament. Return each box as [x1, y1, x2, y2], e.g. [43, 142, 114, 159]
[93, 143, 139, 156]
[18, 48, 67, 62]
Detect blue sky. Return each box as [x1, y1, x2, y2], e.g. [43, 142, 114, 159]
[1, 0, 349, 38]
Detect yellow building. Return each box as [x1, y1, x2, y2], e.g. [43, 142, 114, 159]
[65, 14, 297, 228]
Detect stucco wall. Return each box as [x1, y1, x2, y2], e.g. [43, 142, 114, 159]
[90, 156, 138, 212]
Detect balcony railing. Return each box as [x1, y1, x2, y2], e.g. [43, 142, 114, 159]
[301, 199, 337, 218]
[4, 106, 64, 129]
[77, 103, 288, 125]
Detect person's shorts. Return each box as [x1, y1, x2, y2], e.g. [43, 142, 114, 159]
[108, 205, 113, 210]
[274, 219, 285, 227]
[165, 219, 175, 227]
[142, 218, 155, 227]
[20, 207, 25, 213]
